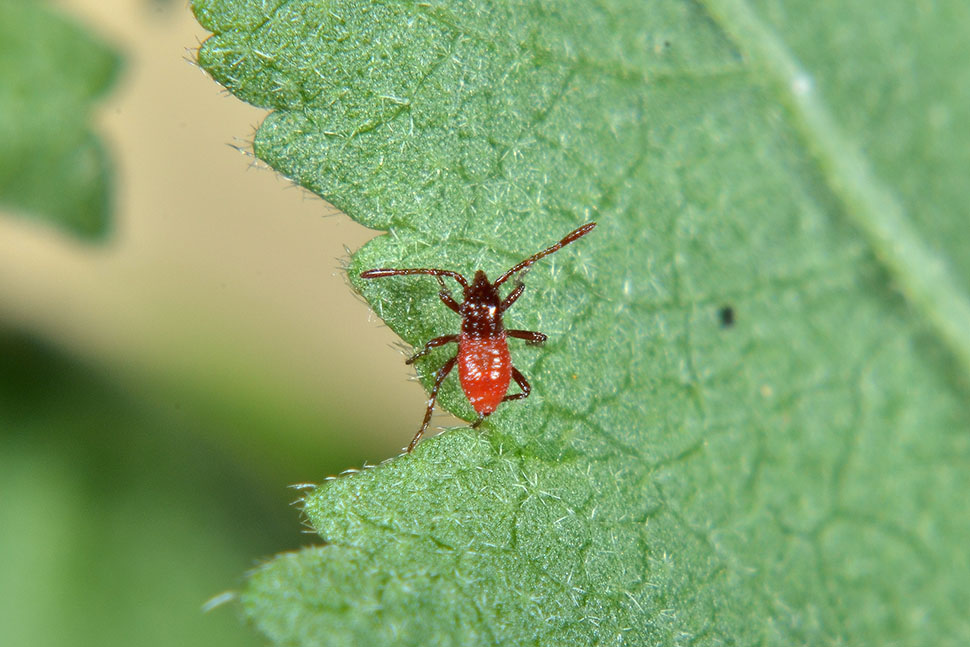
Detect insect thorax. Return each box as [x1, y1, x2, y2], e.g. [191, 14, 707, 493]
[461, 270, 504, 337]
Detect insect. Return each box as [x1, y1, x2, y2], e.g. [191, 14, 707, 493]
[361, 221, 596, 452]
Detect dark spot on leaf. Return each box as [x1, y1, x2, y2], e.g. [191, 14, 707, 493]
[719, 305, 735, 328]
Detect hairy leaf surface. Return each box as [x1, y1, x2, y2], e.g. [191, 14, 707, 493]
[194, 1, 970, 644]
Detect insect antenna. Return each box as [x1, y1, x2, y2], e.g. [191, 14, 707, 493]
[493, 222, 596, 287]
[360, 267, 469, 289]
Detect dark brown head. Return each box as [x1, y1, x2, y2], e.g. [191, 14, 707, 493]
[460, 270, 503, 337]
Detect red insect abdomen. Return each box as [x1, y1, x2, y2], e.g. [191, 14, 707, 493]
[458, 333, 511, 415]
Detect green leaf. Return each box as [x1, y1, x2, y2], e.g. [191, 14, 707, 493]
[0, 0, 120, 238]
[0, 331, 287, 647]
[193, 0, 970, 644]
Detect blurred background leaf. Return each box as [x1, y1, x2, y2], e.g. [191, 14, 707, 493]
[0, 329, 298, 647]
[193, 0, 970, 645]
[0, 0, 119, 238]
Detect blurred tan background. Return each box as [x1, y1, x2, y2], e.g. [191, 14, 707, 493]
[0, 0, 437, 471]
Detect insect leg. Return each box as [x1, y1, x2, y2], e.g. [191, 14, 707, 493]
[408, 355, 457, 453]
[502, 367, 531, 402]
[434, 276, 461, 313]
[507, 329, 547, 345]
[471, 413, 487, 429]
[405, 335, 459, 365]
[499, 283, 525, 311]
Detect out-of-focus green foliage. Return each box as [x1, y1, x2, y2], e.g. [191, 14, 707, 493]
[0, 331, 309, 647]
[0, 0, 119, 238]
